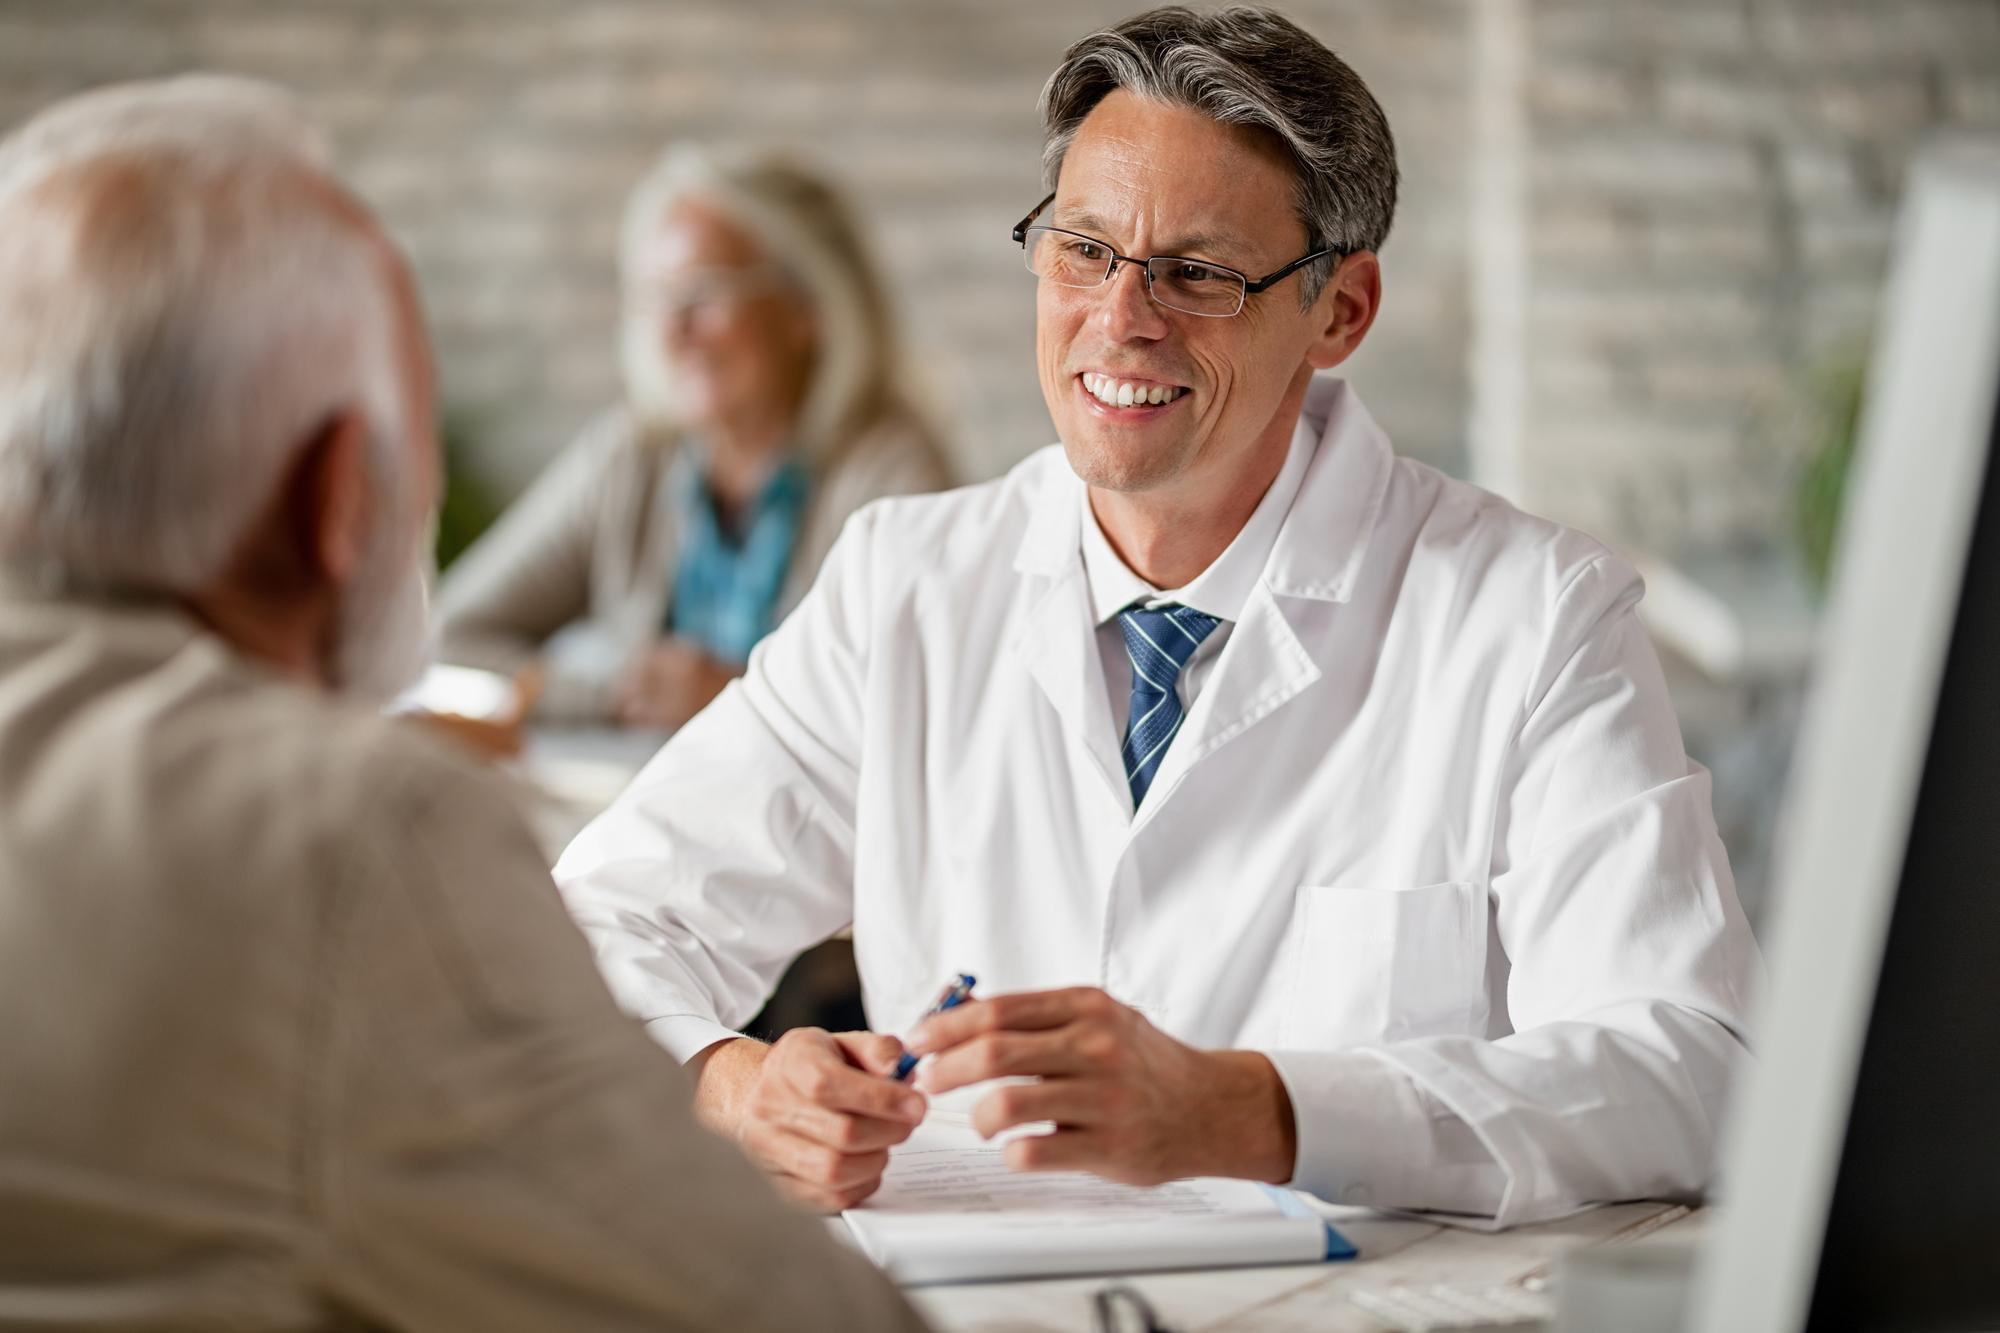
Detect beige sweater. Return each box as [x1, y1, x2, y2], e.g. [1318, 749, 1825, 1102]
[436, 406, 953, 720]
[0, 588, 929, 1333]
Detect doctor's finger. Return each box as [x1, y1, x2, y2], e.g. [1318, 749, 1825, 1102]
[1000, 1126, 1120, 1176]
[909, 987, 1112, 1053]
[970, 1077, 1113, 1139]
[770, 1169, 883, 1215]
[781, 1048, 928, 1122]
[914, 1029, 1094, 1095]
[778, 1097, 921, 1153]
[759, 1124, 892, 1191]
[830, 1028, 908, 1077]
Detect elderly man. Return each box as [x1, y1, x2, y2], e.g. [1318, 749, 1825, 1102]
[558, 5, 1759, 1227]
[0, 78, 926, 1332]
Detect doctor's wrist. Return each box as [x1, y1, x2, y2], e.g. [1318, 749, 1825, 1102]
[688, 1036, 770, 1138]
[1198, 1051, 1299, 1184]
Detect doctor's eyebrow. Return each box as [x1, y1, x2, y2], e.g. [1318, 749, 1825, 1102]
[1049, 208, 1256, 264]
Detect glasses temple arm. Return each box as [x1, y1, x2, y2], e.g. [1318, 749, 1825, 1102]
[1011, 190, 1059, 244]
[1242, 247, 1342, 294]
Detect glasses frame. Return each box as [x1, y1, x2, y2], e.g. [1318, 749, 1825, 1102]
[625, 262, 790, 324]
[1011, 191, 1341, 319]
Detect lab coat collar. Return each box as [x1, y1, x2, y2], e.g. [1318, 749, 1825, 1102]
[1262, 376, 1393, 604]
[1132, 380, 1393, 823]
[1077, 410, 1317, 627]
[1011, 376, 1391, 607]
[1008, 377, 1396, 827]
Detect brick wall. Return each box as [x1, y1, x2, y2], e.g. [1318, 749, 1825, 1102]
[1506, 0, 2000, 552]
[0, 0, 1472, 499]
[5, 0, 1996, 560]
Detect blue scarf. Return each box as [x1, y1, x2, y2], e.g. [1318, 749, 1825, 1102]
[667, 454, 810, 666]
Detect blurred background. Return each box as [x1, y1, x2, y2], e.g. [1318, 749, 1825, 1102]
[4, 0, 1997, 930]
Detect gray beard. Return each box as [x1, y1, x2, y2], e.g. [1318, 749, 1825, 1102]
[334, 538, 434, 705]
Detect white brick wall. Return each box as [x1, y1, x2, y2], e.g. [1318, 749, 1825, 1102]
[4, 0, 1996, 560]
[0, 0, 1472, 500]
[1511, 0, 2000, 551]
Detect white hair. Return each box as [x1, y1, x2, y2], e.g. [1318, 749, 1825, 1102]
[618, 145, 902, 467]
[0, 74, 406, 593]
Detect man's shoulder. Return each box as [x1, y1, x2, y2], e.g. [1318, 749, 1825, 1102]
[1389, 455, 1635, 607]
[281, 693, 537, 859]
[0, 612, 538, 931]
[97, 639, 533, 875]
[1371, 457, 1644, 678]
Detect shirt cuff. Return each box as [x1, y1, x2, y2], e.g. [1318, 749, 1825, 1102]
[643, 1014, 745, 1064]
[1262, 1046, 1509, 1219]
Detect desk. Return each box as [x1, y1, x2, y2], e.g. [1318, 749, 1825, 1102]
[513, 725, 669, 859]
[909, 1201, 1699, 1332]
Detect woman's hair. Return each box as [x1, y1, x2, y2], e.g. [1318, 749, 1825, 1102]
[619, 145, 906, 466]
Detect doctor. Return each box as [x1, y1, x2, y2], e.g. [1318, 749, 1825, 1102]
[556, 4, 1758, 1226]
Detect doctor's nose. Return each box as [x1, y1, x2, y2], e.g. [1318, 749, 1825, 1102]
[1094, 258, 1171, 344]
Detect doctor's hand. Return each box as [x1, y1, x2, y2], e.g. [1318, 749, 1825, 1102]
[904, 987, 1297, 1188]
[691, 1030, 926, 1212]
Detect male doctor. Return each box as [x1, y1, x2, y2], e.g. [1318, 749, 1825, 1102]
[556, 4, 1759, 1226]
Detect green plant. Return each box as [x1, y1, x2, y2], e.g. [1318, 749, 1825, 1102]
[1795, 352, 1868, 595]
[435, 406, 502, 571]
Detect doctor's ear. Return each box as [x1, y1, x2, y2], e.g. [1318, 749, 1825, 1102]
[1303, 251, 1381, 373]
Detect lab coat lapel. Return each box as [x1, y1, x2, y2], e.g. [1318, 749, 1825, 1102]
[1130, 585, 1319, 833]
[1011, 459, 1132, 813]
[1131, 378, 1394, 832]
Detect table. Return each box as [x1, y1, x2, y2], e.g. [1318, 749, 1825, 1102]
[908, 1201, 1700, 1332]
[513, 725, 669, 859]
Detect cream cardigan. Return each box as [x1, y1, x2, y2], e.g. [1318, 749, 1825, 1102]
[436, 406, 953, 721]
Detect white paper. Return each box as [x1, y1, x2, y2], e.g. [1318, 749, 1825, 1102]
[843, 1112, 1332, 1285]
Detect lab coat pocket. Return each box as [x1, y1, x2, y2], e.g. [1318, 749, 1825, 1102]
[1281, 881, 1487, 1049]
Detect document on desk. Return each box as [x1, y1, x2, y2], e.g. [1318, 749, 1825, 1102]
[842, 1111, 1355, 1285]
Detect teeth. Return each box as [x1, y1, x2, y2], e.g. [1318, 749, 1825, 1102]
[1081, 373, 1185, 409]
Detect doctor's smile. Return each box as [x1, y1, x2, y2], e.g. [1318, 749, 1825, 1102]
[1076, 371, 1190, 413]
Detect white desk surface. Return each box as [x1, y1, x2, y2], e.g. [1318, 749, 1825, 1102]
[906, 1201, 1700, 1332]
[514, 725, 669, 858]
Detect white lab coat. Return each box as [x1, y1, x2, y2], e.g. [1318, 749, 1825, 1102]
[555, 378, 1760, 1228]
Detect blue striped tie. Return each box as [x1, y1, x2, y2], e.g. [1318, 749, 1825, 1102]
[1118, 603, 1222, 807]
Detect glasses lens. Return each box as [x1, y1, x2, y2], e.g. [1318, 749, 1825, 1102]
[1024, 228, 1112, 288]
[1146, 257, 1246, 317]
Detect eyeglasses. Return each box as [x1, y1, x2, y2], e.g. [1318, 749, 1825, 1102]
[626, 264, 788, 328]
[1092, 1283, 1177, 1333]
[1012, 191, 1340, 319]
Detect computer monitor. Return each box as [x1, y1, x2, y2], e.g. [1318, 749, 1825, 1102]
[1687, 139, 2000, 1332]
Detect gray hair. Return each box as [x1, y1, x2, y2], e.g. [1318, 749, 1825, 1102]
[619, 146, 907, 467]
[0, 74, 405, 593]
[1040, 4, 1398, 306]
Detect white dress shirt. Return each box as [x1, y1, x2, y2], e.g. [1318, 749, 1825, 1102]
[555, 378, 1760, 1227]
[1081, 413, 1313, 747]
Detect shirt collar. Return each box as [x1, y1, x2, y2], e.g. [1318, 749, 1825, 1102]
[1079, 410, 1318, 627]
[674, 446, 810, 532]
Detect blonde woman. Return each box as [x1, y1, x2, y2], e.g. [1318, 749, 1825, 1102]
[437, 148, 952, 727]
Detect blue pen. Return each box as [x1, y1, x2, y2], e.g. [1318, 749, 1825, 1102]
[893, 973, 977, 1081]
